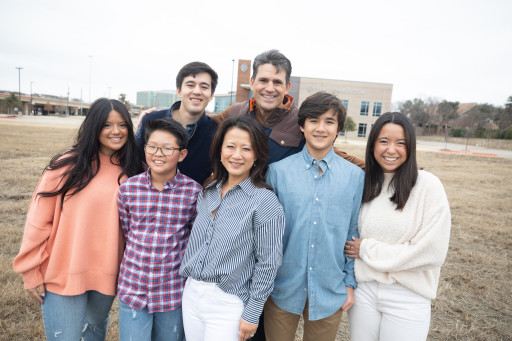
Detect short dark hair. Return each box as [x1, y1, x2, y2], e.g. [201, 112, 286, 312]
[298, 92, 347, 132]
[144, 118, 189, 150]
[253, 50, 292, 84]
[203, 115, 270, 191]
[176, 61, 218, 94]
[363, 112, 418, 210]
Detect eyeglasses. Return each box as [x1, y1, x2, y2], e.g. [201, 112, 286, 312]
[144, 145, 181, 156]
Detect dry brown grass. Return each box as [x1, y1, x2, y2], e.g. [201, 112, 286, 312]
[1, 122, 511, 340]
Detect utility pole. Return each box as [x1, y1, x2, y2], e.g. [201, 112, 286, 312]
[16, 66, 23, 102]
[88, 55, 92, 103]
[230, 59, 235, 105]
[66, 87, 70, 115]
[30, 81, 34, 115]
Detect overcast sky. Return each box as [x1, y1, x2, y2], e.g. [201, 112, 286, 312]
[1, 0, 510, 107]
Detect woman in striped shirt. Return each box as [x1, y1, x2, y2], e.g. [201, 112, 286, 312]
[180, 115, 285, 341]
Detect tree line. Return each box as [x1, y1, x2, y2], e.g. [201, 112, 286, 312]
[397, 96, 512, 139]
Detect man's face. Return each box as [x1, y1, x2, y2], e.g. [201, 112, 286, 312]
[177, 72, 214, 116]
[250, 64, 291, 116]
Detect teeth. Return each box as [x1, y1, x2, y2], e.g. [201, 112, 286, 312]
[153, 160, 164, 164]
[262, 95, 275, 99]
[384, 157, 398, 161]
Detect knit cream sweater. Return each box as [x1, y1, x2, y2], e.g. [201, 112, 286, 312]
[356, 170, 451, 299]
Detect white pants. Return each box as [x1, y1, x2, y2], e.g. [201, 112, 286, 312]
[182, 278, 244, 341]
[348, 281, 431, 341]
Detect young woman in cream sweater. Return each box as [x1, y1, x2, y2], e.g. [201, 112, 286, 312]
[345, 112, 451, 341]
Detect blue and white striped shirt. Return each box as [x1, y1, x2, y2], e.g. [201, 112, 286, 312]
[179, 177, 285, 325]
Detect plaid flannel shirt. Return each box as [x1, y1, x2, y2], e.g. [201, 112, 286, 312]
[117, 168, 201, 313]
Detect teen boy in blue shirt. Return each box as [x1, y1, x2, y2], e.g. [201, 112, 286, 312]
[264, 92, 364, 341]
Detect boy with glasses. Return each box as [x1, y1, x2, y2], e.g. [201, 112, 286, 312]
[117, 118, 202, 341]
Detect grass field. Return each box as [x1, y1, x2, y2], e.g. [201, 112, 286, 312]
[1, 120, 511, 340]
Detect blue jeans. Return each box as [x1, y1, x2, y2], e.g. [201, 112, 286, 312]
[119, 300, 184, 341]
[41, 290, 114, 340]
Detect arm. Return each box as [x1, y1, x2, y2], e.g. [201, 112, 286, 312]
[207, 105, 232, 125]
[333, 146, 365, 170]
[240, 200, 285, 326]
[356, 178, 451, 273]
[117, 185, 131, 237]
[343, 171, 364, 289]
[12, 171, 59, 294]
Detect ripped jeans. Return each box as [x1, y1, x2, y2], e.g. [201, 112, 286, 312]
[118, 300, 184, 341]
[41, 290, 114, 340]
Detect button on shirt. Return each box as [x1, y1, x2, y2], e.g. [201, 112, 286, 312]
[266, 146, 364, 320]
[117, 169, 201, 313]
[179, 177, 285, 325]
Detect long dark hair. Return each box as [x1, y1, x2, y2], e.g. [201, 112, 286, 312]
[203, 115, 270, 192]
[362, 112, 418, 210]
[38, 98, 143, 206]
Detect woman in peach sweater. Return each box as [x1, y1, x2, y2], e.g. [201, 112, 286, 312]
[13, 98, 143, 340]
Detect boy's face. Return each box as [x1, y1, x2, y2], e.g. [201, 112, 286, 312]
[300, 109, 340, 160]
[177, 72, 214, 116]
[145, 130, 187, 180]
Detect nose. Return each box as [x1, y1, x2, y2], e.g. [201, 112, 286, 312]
[232, 147, 242, 158]
[154, 147, 164, 156]
[264, 82, 275, 92]
[112, 124, 120, 134]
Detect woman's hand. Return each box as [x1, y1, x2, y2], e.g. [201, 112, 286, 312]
[26, 283, 46, 304]
[239, 318, 258, 341]
[345, 237, 362, 259]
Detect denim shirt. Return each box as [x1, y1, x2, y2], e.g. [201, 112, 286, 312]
[266, 146, 364, 321]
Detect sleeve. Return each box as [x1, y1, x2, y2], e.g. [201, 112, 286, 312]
[265, 165, 277, 191]
[207, 106, 232, 125]
[359, 176, 451, 273]
[344, 171, 364, 289]
[333, 146, 365, 170]
[117, 183, 131, 237]
[241, 194, 285, 325]
[134, 115, 148, 156]
[12, 170, 60, 290]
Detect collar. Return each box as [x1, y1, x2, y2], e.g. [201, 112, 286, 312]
[170, 101, 206, 137]
[143, 167, 183, 190]
[301, 146, 335, 172]
[213, 176, 256, 197]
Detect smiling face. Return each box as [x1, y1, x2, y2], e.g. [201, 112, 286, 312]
[300, 109, 340, 160]
[250, 63, 291, 117]
[145, 130, 187, 181]
[177, 72, 214, 116]
[373, 123, 408, 173]
[220, 127, 256, 185]
[99, 110, 129, 156]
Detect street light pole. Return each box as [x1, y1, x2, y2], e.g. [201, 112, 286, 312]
[16, 67, 23, 100]
[88, 55, 92, 103]
[30, 81, 34, 115]
[230, 59, 235, 105]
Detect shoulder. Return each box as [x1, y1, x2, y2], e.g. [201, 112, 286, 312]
[270, 152, 301, 170]
[332, 154, 365, 176]
[229, 101, 250, 116]
[143, 109, 171, 122]
[417, 170, 444, 188]
[197, 113, 217, 129]
[252, 187, 284, 213]
[178, 173, 202, 192]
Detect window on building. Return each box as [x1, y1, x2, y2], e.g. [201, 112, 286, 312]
[358, 123, 367, 137]
[341, 99, 349, 111]
[373, 102, 382, 117]
[360, 101, 369, 116]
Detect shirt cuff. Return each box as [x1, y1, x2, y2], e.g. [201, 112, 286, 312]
[240, 298, 264, 325]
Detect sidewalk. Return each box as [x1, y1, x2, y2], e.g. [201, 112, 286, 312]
[341, 138, 512, 159]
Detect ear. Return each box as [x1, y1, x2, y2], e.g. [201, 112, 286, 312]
[250, 77, 255, 91]
[299, 125, 305, 133]
[176, 87, 182, 98]
[285, 82, 291, 94]
[178, 149, 188, 162]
